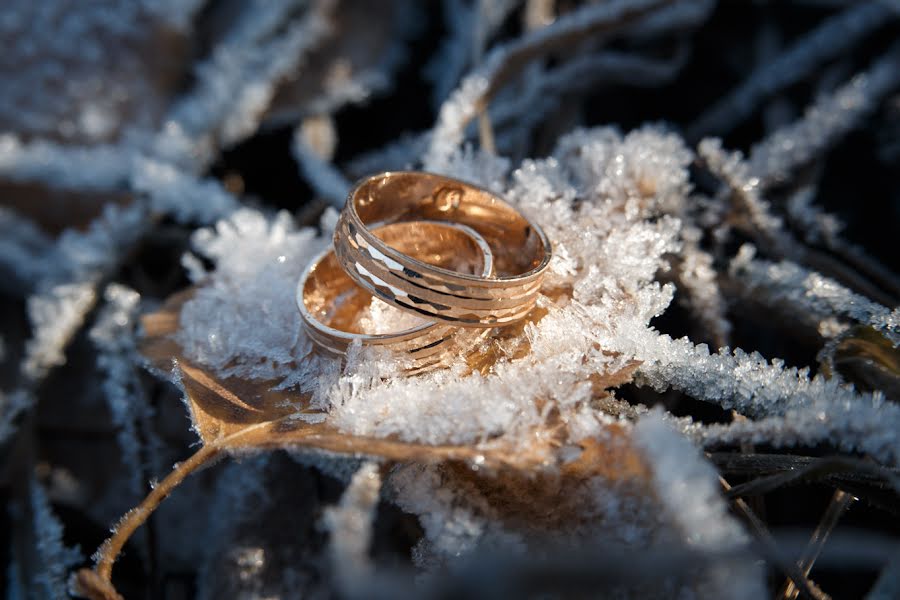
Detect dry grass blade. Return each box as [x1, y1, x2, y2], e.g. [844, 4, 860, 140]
[725, 455, 900, 499]
[780, 490, 855, 600]
[721, 476, 831, 600]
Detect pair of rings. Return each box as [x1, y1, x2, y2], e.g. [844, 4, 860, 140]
[296, 171, 552, 371]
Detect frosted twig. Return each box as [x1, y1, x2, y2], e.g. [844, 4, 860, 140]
[165, 1, 333, 151]
[426, 0, 522, 107]
[425, 0, 671, 170]
[675, 230, 731, 348]
[492, 48, 688, 154]
[17, 478, 83, 599]
[131, 158, 239, 224]
[609, 327, 900, 463]
[291, 125, 351, 208]
[785, 187, 900, 301]
[324, 462, 383, 597]
[0, 135, 132, 190]
[634, 412, 765, 599]
[729, 247, 900, 345]
[90, 285, 164, 498]
[688, 3, 893, 139]
[749, 44, 900, 188]
[699, 138, 893, 305]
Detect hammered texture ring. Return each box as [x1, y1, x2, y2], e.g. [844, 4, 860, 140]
[333, 171, 552, 327]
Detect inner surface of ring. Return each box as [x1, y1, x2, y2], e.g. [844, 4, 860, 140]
[305, 222, 489, 333]
[352, 172, 547, 277]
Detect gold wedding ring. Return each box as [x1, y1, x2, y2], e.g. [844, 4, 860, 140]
[333, 172, 552, 326]
[297, 221, 494, 371]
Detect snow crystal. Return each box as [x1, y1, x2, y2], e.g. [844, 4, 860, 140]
[176, 208, 328, 382]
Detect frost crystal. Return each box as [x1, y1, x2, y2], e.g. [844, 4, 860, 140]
[176, 208, 327, 382]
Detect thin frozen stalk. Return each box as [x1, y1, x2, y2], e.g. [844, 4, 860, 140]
[23, 282, 97, 381]
[90, 284, 164, 497]
[164, 1, 332, 152]
[291, 125, 351, 208]
[749, 44, 900, 187]
[0, 134, 133, 190]
[675, 229, 731, 348]
[425, 0, 669, 171]
[608, 326, 900, 463]
[24, 478, 82, 599]
[634, 412, 765, 599]
[131, 157, 239, 225]
[22, 202, 148, 383]
[688, 3, 893, 138]
[729, 245, 900, 345]
[324, 462, 382, 596]
[492, 48, 688, 154]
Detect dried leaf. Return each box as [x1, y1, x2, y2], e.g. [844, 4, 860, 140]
[141, 288, 640, 471]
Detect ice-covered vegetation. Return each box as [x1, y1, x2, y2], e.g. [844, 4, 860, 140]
[1, 1, 899, 598]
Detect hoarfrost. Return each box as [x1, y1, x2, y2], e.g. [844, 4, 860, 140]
[25, 479, 82, 599]
[634, 412, 765, 600]
[90, 284, 163, 497]
[730, 246, 900, 345]
[324, 462, 382, 592]
[688, 3, 894, 138]
[749, 44, 900, 187]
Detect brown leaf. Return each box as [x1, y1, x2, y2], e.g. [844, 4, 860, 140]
[142, 286, 643, 471]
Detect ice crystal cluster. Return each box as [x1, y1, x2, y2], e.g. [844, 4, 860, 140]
[2, 1, 899, 598]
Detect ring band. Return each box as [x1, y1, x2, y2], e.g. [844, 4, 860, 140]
[333, 172, 551, 327]
[298, 221, 494, 371]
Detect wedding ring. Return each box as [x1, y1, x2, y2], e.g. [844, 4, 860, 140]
[298, 221, 493, 370]
[334, 171, 551, 327]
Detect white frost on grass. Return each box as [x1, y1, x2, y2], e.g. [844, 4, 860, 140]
[324, 462, 382, 594]
[27, 478, 82, 599]
[749, 44, 900, 187]
[730, 245, 900, 345]
[634, 411, 765, 600]
[90, 284, 163, 497]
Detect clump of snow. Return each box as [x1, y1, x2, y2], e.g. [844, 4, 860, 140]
[634, 411, 765, 599]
